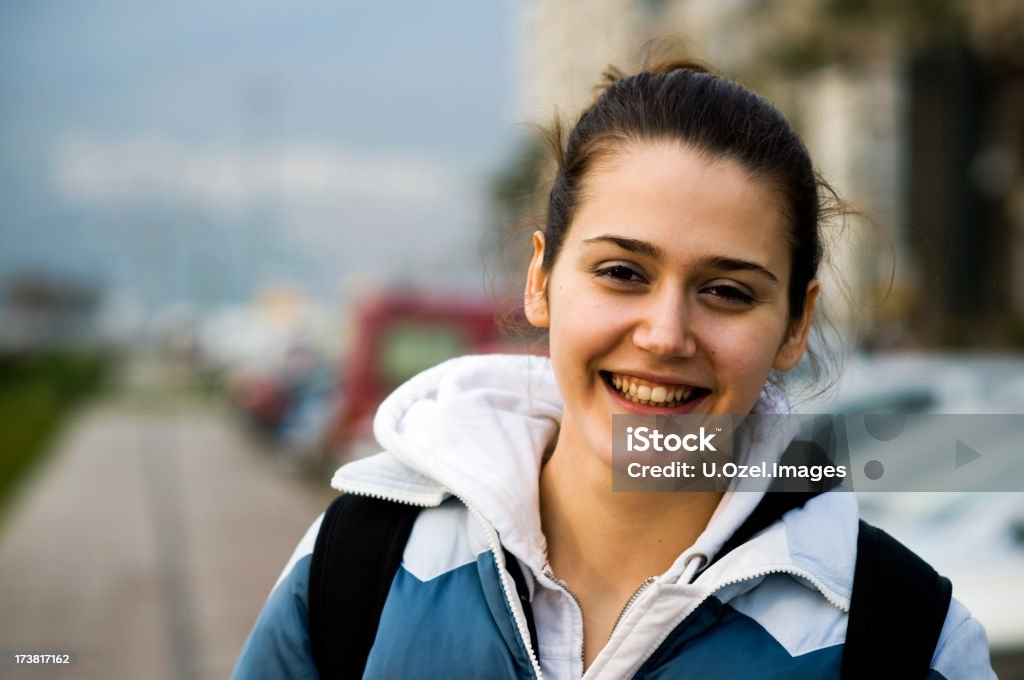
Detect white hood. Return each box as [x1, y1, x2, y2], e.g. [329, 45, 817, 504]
[332, 353, 815, 582]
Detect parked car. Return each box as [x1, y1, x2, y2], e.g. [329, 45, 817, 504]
[799, 353, 1024, 672]
[226, 342, 337, 444]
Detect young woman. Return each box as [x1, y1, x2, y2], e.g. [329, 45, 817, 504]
[232, 61, 994, 679]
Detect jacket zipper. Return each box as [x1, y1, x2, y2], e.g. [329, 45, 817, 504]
[603, 553, 704, 645]
[541, 568, 586, 672]
[337, 482, 546, 680]
[609, 576, 657, 635]
[705, 565, 849, 612]
[610, 564, 849, 679]
[540, 570, 657, 675]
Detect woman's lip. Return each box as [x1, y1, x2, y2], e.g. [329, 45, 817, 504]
[603, 369, 707, 390]
[602, 375, 708, 414]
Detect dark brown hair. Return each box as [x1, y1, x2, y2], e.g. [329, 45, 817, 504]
[542, 59, 824, 322]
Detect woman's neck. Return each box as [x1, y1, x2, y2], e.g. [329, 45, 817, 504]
[538, 436, 723, 670]
[539, 437, 723, 588]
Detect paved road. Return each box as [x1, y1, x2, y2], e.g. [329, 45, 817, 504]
[0, 399, 337, 679]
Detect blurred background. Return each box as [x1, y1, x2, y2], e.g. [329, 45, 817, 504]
[1, 0, 1023, 677]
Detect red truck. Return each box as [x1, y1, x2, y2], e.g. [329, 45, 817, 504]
[322, 290, 531, 461]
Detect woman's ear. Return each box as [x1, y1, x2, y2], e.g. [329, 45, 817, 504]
[773, 280, 820, 372]
[524, 231, 550, 328]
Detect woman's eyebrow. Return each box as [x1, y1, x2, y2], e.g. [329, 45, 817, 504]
[693, 255, 780, 283]
[581, 235, 662, 259]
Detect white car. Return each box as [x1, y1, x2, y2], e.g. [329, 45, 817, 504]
[795, 353, 1024, 667]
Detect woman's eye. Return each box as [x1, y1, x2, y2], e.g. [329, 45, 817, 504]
[703, 284, 755, 306]
[593, 264, 647, 284]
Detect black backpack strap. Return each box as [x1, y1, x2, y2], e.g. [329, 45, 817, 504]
[503, 548, 539, 656]
[842, 519, 952, 679]
[308, 494, 422, 679]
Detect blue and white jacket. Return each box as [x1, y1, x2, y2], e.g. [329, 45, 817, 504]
[232, 354, 995, 679]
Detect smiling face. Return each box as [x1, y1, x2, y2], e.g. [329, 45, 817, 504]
[525, 142, 818, 467]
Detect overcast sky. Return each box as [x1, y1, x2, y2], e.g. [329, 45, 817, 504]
[0, 0, 519, 309]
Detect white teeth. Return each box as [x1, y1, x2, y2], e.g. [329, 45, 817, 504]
[609, 371, 701, 407]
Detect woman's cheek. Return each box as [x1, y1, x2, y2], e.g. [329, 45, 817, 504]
[553, 289, 626, 349]
[708, 322, 780, 380]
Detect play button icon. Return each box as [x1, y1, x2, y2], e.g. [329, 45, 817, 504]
[955, 440, 982, 469]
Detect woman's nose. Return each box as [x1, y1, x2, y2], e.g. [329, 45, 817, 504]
[631, 291, 697, 359]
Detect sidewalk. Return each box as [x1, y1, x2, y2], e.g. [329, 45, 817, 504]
[0, 398, 337, 679]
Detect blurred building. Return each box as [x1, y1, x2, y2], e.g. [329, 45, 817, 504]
[515, 0, 1024, 350]
[0, 273, 100, 350]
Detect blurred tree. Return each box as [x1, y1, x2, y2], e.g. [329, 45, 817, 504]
[486, 133, 551, 281]
[760, 0, 964, 72]
[490, 134, 550, 227]
[739, 0, 1024, 348]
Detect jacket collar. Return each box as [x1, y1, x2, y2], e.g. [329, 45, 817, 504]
[334, 354, 561, 569]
